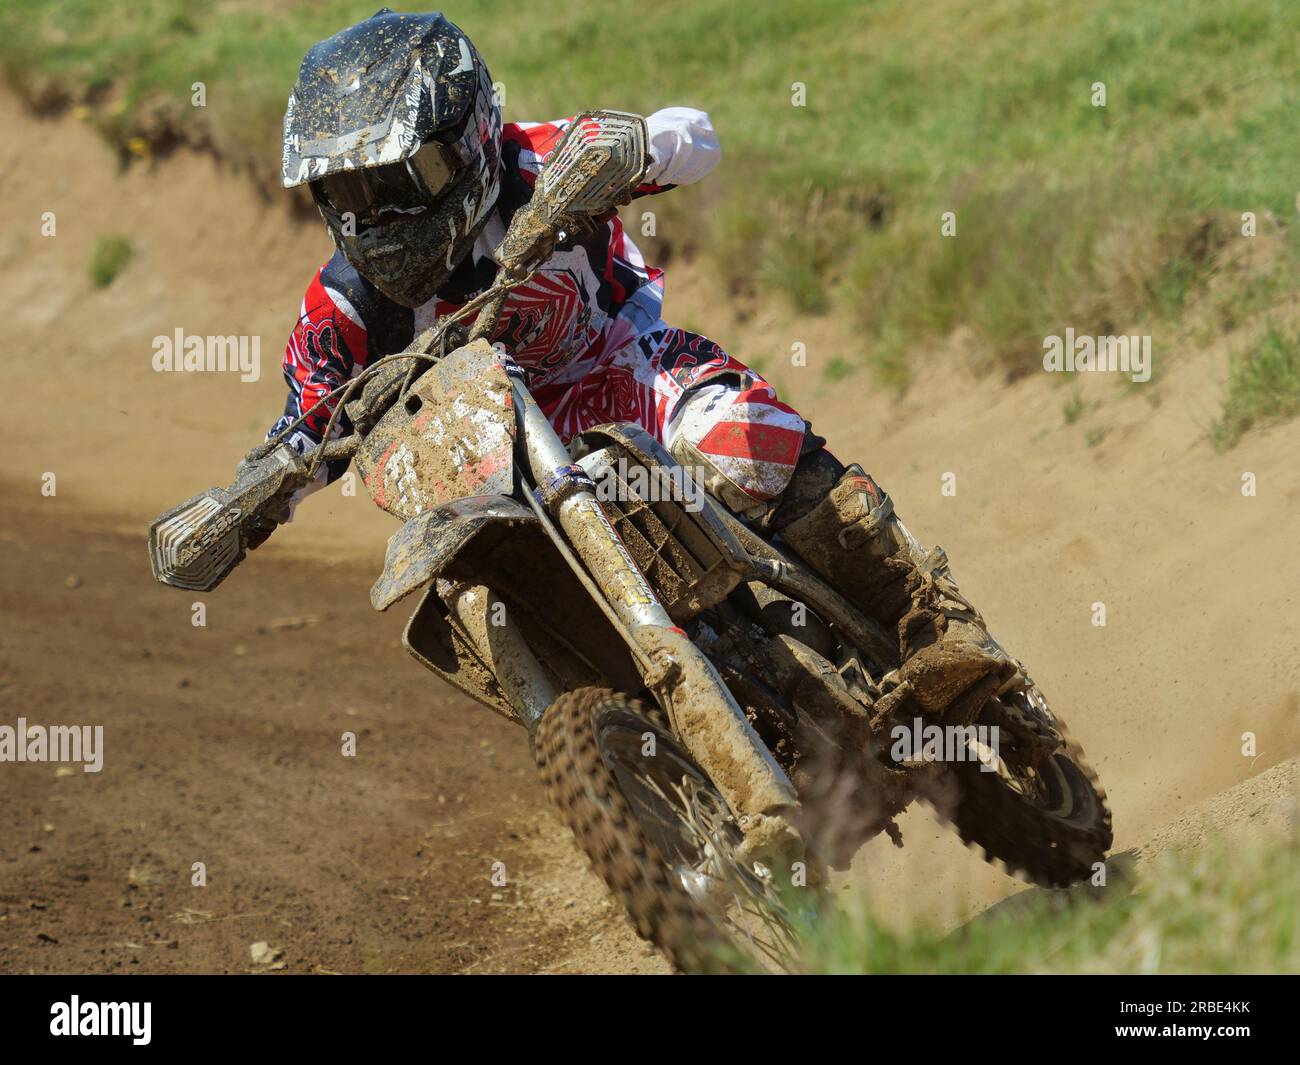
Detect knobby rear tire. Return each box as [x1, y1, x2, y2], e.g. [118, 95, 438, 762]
[939, 702, 1113, 888]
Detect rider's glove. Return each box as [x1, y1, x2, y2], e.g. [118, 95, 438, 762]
[233, 443, 308, 551]
[245, 516, 279, 552]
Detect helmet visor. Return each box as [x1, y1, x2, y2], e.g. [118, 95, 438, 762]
[315, 140, 467, 223]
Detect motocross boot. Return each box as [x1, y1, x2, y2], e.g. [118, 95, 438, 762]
[769, 450, 1014, 715]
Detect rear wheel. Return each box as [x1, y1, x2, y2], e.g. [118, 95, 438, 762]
[532, 687, 801, 973]
[936, 685, 1113, 887]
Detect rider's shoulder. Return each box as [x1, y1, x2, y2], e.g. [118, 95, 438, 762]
[501, 118, 571, 172]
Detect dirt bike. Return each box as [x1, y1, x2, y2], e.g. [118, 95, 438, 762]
[148, 112, 1112, 973]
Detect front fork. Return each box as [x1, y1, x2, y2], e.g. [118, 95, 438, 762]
[500, 354, 800, 831]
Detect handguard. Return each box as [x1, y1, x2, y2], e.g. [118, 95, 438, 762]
[493, 110, 649, 274]
[148, 443, 307, 592]
[538, 110, 648, 219]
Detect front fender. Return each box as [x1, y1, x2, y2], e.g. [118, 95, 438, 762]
[370, 495, 538, 611]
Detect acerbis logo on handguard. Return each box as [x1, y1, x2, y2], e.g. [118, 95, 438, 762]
[150, 495, 243, 590]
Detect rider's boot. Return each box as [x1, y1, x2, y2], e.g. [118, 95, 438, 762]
[767, 448, 1014, 714]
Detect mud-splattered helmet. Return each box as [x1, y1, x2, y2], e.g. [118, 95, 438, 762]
[282, 9, 502, 307]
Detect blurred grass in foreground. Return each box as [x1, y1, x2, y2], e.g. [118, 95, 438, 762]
[2, 0, 1297, 398]
[797, 830, 1299, 973]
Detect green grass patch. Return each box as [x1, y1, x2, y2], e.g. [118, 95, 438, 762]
[88, 233, 133, 288]
[792, 831, 1299, 973]
[1209, 324, 1300, 449]
[823, 355, 855, 382]
[1063, 388, 1085, 425]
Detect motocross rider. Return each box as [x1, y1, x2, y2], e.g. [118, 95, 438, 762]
[266, 9, 1013, 860]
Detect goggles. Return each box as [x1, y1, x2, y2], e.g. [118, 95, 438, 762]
[314, 136, 471, 223]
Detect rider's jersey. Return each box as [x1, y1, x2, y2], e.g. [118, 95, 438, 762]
[268, 107, 721, 470]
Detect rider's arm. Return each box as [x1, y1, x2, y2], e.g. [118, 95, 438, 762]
[511, 108, 720, 198]
[265, 254, 372, 519]
[636, 107, 721, 194]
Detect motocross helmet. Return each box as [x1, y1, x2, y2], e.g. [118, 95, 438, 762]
[282, 9, 502, 307]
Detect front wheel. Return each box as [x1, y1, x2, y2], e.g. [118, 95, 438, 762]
[532, 687, 802, 973]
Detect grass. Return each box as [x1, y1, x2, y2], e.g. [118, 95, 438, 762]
[2, 0, 1298, 402]
[823, 355, 856, 382]
[88, 233, 133, 288]
[791, 830, 1299, 974]
[1209, 324, 1300, 449]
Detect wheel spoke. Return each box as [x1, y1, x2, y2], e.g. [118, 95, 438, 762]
[610, 746, 799, 969]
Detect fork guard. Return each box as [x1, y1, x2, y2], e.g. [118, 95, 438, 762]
[370, 495, 538, 611]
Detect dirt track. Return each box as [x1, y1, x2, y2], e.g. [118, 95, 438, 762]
[0, 490, 671, 974]
[1, 88, 1297, 973]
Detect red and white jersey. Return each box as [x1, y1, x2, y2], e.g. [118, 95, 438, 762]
[270, 107, 808, 511]
[271, 107, 720, 451]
